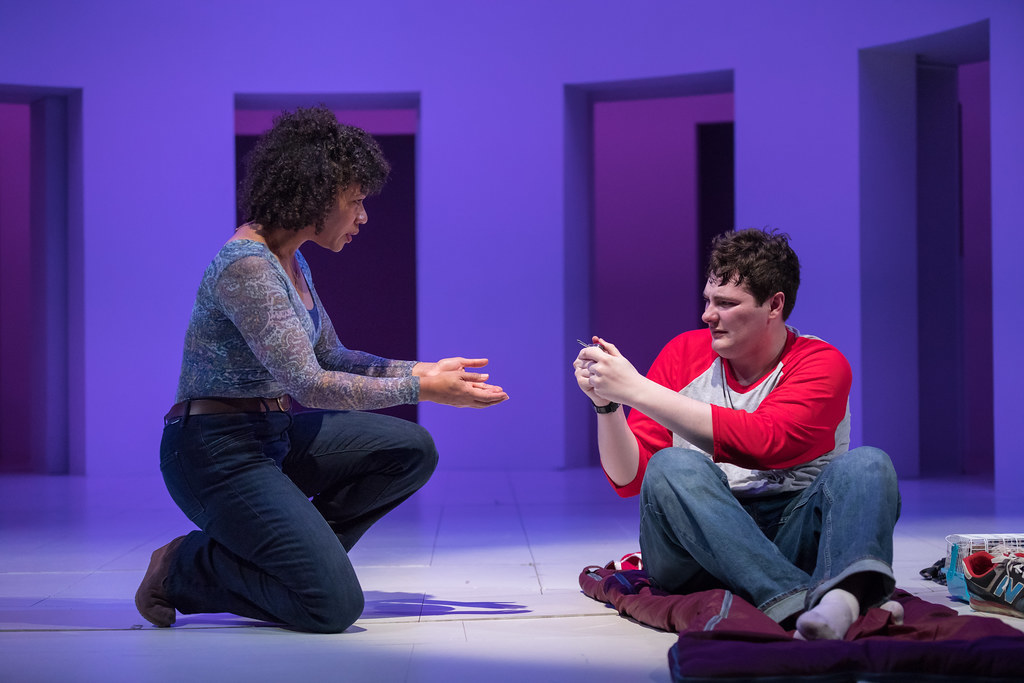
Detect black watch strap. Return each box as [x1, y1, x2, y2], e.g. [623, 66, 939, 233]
[593, 401, 619, 414]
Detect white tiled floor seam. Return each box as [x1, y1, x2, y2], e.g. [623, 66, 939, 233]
[508, 471, 546, 595]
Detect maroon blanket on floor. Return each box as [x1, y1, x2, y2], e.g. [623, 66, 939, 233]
[579, 565, 1024, 681]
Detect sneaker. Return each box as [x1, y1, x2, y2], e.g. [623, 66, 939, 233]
[961, 549, 1024, 618]
[612, 552, 643, 571]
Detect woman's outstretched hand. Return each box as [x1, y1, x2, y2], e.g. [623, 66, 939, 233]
[415, 357, 509, 408]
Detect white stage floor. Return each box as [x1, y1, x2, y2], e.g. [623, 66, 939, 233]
[1, 468, 1021, 682]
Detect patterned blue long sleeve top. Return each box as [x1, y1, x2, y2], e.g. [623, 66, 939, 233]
[174, 240, 419, 409]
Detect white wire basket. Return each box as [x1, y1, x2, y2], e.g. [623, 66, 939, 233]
[945, 533, 1024, 602]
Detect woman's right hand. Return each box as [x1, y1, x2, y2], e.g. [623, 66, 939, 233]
[418, 362, 509, 408]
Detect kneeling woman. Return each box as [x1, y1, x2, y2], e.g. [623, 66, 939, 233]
[136, 106, 508, 633]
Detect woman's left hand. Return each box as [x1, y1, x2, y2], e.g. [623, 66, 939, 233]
[413, 357, 489, 378]
[415, 357, 509, 407]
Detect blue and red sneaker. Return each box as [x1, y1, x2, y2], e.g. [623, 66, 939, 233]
[962, 549, 1024, 618]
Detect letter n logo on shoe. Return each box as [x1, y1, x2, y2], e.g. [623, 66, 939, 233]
[995, 575, 1022, 603]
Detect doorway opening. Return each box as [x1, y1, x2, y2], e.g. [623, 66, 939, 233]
[0, 87, 83, 474]
[564, 72, 734, 467]
[859, 20, 991, 479]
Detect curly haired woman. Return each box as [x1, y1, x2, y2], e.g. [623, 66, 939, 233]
[136, 106, 508, 633]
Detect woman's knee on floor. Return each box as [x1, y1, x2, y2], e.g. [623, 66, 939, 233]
[271, 536, 366, 634]
[292, 581, 365, 634]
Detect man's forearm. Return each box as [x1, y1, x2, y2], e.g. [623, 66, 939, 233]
[597, 410, 640, 487]
[629, 381, 715, 455]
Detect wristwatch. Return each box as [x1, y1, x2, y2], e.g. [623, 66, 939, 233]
[592, 401, 619, 414]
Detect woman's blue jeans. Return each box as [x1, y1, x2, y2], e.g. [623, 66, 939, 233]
[159, 409, 438, 633]
[639, 446, 900, 624]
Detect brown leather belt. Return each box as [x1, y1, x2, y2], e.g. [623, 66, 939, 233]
[164, 396, 292, 424]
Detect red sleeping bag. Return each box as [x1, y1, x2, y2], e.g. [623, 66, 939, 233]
[579, 565, 1024, 681]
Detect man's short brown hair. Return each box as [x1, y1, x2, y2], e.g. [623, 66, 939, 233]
[707, 229, 801, 320]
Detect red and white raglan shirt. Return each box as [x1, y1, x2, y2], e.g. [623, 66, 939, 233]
[613, 327, 852, 499]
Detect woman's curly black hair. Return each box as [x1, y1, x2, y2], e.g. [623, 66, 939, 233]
[240, 106, 390, 233]
[707, 228, 801, 320]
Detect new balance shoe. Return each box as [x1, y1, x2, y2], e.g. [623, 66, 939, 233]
[961, 549, 1024, 619]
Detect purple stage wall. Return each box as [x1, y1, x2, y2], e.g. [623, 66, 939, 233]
[0, 2, 1021, 498]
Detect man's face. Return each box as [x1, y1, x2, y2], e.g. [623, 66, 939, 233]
[315, 185, 367, 252]
[701, 277, 777, 360]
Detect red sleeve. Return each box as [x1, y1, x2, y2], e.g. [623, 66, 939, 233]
[608, 331, 717, 498]
[711, 338, 851, 470]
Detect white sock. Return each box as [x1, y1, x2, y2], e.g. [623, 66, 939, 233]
[794, 588, 859, 641]
[879, 599, 904, 625]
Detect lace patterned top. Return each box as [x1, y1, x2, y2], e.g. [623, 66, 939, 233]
[174, 239, 419, 409]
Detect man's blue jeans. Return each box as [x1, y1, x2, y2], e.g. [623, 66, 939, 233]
[639, 446, 900, 624]
[159, 409, 438, 633]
